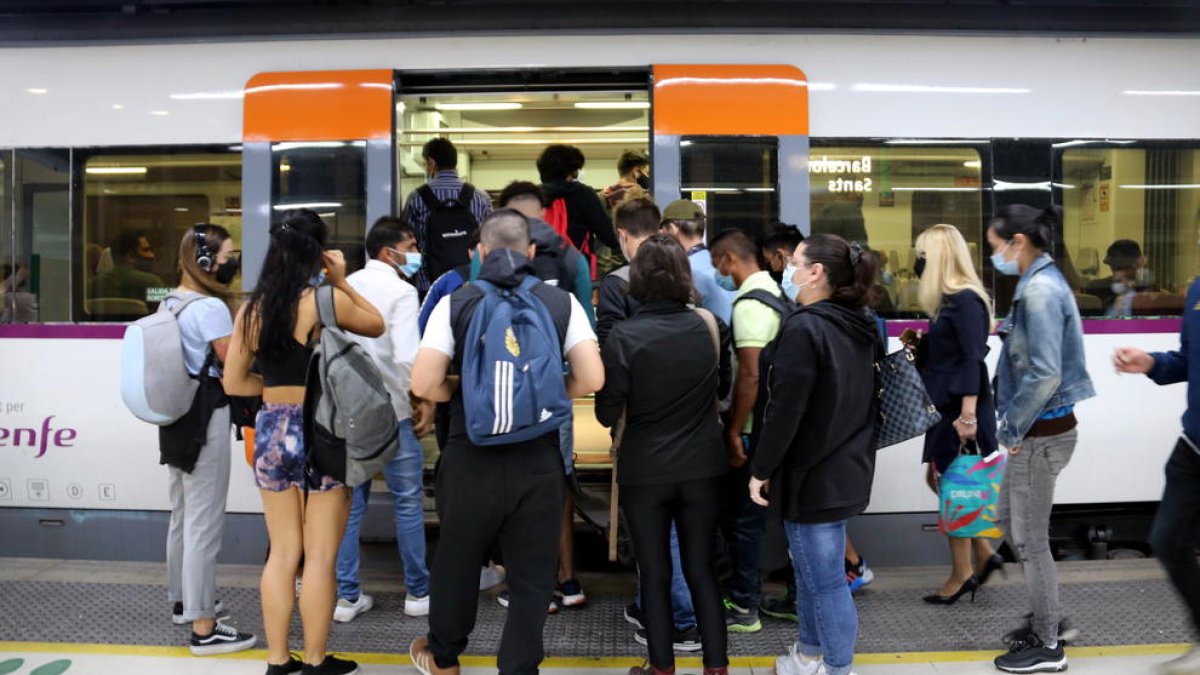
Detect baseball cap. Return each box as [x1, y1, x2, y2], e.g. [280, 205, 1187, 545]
[661, 200, 705, 223]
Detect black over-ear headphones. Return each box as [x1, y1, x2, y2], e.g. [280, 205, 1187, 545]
[194, 223, 213, 272]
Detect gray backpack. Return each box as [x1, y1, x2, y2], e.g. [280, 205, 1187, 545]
[302, 285, 399, 488]
[120, 291, 206, 426]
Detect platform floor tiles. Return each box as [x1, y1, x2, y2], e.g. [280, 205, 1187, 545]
[0, 557, 1196, 673]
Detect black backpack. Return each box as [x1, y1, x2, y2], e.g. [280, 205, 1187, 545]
[734, 289, 796, 450]
[530, 234, 579, 296]
[418, 184, 479, 282]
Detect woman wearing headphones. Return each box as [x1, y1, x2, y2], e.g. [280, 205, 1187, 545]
[160, 224, 257, 656]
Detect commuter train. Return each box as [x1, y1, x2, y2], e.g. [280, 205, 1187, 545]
[2, 33, 1197, 564]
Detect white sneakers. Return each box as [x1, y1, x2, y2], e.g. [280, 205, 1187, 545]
[404, 594, 431, 617]
[333, 594, 374, 623]
[479, 563, 506, 591]
[1160, 647, 1200, 675]
[775, 643, 823, 675]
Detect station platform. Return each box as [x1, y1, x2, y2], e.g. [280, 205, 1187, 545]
[0, 556, 1194, 674]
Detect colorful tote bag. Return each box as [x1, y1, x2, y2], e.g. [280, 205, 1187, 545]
[938, 445, 1006, 539]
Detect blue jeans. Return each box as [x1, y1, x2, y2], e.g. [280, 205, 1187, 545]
[786, 520, 857, 675]
[724, 449, 766, 611]
[635, 523, 696, 630]
[336, 418, 430, 599]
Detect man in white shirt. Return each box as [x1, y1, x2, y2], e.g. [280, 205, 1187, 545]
[333, 217, 433, 622]
[409, 210, 604, 675]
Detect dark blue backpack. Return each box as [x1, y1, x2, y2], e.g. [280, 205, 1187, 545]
[461, 275, 572, 445]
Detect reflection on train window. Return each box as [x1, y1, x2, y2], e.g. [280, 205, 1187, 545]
[810, 145, 984, 317]
[680, 137, 780, 238]
[396, 91, 650, 207]
[82, 149, 242, 322]
[1062, 148, 1198, 318]
[4, 149, 71, 323]
[273, 142, 366, 272]
[0, 150, 11, 321]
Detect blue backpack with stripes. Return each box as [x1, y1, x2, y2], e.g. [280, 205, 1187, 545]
[461, 276, 572, 445]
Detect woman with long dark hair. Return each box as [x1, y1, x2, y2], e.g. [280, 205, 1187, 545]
[596, 234, 731, 675]
[987, 205, 1094, 674]
[163, 224, 256, 655]
[748, 234, 881, 675]
[225, 209, 384, 675]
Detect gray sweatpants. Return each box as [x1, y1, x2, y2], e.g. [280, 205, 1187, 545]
[998, 428, 1077, 645]
[167, 405, 231, 621]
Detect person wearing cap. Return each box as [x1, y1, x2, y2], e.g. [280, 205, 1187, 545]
[1084, 239, 1147, 312]
[660, 199, 734, 325]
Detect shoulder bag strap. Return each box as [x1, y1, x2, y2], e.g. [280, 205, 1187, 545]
[315, 285, 336, 329]
[693, 307, 720, 358]
[417, 184, 441, 212]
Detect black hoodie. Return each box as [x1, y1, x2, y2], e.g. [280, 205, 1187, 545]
[542, 180, 620, 253]
[749, 300, 881, 524]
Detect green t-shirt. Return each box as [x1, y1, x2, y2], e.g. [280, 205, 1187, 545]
[732, 270, 784, 432]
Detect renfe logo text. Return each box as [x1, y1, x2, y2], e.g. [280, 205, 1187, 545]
[0, 416, 77, 458]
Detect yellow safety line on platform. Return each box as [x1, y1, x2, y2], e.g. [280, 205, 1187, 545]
[0, 641, 1191, 667]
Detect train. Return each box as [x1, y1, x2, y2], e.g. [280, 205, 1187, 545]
[1, 32, 1198, 565]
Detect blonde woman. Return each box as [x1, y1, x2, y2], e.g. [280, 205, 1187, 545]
[907, 224, 1002, 604]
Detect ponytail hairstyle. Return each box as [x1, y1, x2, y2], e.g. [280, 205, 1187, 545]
[990, 204, 1061, 252]
[802, 233, 877, 310]
[241, 209, 329, 364]
[177, 223, 234, 309]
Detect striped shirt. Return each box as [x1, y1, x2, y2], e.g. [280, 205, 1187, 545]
[402, 170, 493, 293]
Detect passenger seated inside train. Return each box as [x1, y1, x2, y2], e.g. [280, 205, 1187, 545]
[1084, 239, 1149, 312]
[88, 229, 165, 317]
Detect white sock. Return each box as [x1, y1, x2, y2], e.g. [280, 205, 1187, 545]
[1047, 641, 1059, 650]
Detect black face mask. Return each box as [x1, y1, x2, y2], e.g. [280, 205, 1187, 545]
[132, 257, 155, 274]
[214, 257, 240, 285]
[914, 256, 926, 279]
[636, 175, 650, 190]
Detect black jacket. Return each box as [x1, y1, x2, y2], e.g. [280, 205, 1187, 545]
[749, 300, 880, 523]
[596, 266, 637, 346]
[542, 180, 619, 253]
[596, 300, 732, 487]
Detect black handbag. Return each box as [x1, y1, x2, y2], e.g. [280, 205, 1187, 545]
[871, 348, 941, 450]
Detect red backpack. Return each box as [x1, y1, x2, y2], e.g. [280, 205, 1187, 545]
[544, 198, 596, 280]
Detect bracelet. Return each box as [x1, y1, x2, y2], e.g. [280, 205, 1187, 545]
[956, 417, 977, 426]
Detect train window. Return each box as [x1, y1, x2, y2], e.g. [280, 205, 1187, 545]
[82, 148, 242, 322]
[680, 137, 780, 239]
[273, 142, 366, 272]
[3, 149, 71, 323]
[1061, 147, 1197, 318]
[809, 144, 984, 317]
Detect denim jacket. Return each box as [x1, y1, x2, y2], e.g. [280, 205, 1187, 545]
[995, 254, 1095, 447]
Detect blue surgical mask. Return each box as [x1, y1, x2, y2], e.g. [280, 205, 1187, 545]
[881, 270, 895, 285]
[309, 269, 326, 287]
[390, 249, 422, 278]
[781, 262, 800, 302]
[991, 242, 1020, 276]
[714, 270, 737, 292]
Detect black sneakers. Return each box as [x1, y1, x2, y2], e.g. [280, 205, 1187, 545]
[301, 655, 359, 675]
[633, 624, 702, 652]
[265, 655, 304, 675]
[994, 634, 1068, 673]
[189, 622, 256, 656]
[624, 602, 645, 630]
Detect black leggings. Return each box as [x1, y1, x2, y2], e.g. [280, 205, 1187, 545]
[624, 476, 728, 669]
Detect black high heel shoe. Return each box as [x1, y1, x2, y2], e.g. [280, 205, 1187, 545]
[977, 553, 1007, 586]
[923, 575, 979, 605]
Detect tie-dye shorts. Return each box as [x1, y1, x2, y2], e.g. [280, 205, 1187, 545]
[254, 403, 343, 492]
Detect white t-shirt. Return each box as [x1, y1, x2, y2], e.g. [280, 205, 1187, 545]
[347, 260, 420, 420]
[421, 291, 596, 358]
[164, 294, 232, 377]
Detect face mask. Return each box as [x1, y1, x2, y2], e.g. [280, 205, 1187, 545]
[714, 270, 736, 292]
[1112, 282, 1130, 295]
[913, 257, 926, 279]
[782, 262, 801, 302]
[132, 257, 155, 274]
[881, 270, 895, 285]
[310, 269, 326, 287]
[636, 175, 650, 190]
[390, 248, 422, 278]
[991, 243, 1020, 276]
[214, 257, 240, 285]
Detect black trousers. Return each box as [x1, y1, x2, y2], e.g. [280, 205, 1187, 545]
[428, 439, 565, 675]
[624, 476, 728, 669]
[1150, 438, 1200, 632]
